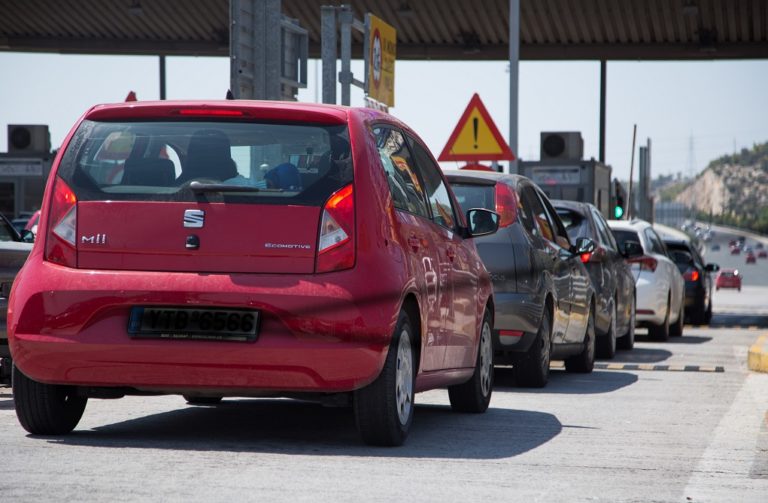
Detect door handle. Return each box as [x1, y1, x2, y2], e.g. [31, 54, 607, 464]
[408, 236, 421, 252]
[446, 247, 456, 262]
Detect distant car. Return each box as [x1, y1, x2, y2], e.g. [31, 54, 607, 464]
[663, 237, 719, 325]
[756, 243, 765, 250]
[0, 213, 34, 382]
[553, 200, 639, 356]
[447, 170, 598, 388]
[730, 246, 741, 255]
[8, 101, 502, 445]
[711, 244, 721, 252]
[746, 252, 757, 264]
[728, 239, 738, 247]
[716, 269, 741, 291]
[759, 250, 767, 258]
[608, 219, 685, 341]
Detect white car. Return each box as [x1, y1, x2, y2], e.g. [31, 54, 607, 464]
[608, 220, 685, 341]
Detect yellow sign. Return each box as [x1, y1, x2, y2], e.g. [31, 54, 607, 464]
[438, 94, 515, 162]
[367, 14, 396, 107]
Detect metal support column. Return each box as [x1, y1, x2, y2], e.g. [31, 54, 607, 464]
[159, 55, 166, 100]
[599, 60, 606, 163]
[321, 6, 337, 104]
[508, 0, 520, 173]
[339, 6, 353, 106]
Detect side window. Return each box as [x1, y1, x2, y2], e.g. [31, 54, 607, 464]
[538, 192, 572, 249]
[372, 126, 430, 218]
[645, 229, 666, 255]
[593, 210, 617, 250]
[521, 186, 555, 242]
[408, 137, 457, 230]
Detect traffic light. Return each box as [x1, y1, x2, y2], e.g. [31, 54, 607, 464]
[614, 194, 625, 218]
[613, 180, 626, 219]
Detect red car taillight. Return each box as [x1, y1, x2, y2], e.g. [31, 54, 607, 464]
[316, 184, 355, 273]
[628, 255, 657, 272]
[580, 246, 606, 264]
[44, 177, 78, 268]
[495, 182, 517, 228]
[683, 269, 700, 282]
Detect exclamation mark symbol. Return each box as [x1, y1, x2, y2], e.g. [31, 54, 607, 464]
[473, 117, 479, 149]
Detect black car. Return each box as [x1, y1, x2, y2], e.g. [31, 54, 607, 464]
[553, 200, 639, 357]
[662, 237, 719, 324]
[447, 171, 597, 388]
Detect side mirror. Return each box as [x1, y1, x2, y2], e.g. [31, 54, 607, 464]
[466, 208, 500, 238]
[622, 240, 643, 258]
[20, 229, 35, 243]
[705, 263, 720, 272]
[571, 237, 596, 255]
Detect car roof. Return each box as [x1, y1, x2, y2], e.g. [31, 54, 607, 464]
[551, 199, 595, 215]
[607, 218, 651, 230]
[81, 100, 400, 127]
[443, 169, 530, 188]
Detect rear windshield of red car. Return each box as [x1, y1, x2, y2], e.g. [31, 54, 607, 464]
[57, 120, 353, 206]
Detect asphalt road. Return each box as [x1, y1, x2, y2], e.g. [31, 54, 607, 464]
[2, 306, 767, 502]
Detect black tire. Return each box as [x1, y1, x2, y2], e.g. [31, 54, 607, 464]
[514, 303, 552, 388]
[617, 295, 636, 350]
[648, 295, 671, 341]
[565, 302, 596, 373]
[12, 365, 87, 435]
[670, 298, 684, 337]
[449, 309, 493, 413]
[596, 298, 617, 359]
[354, 310, 415, 446]
[183, 395, 223, 405]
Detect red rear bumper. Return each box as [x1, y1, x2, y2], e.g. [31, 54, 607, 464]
[9, 259, 397, 393]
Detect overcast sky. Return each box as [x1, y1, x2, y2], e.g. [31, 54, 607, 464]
[1, 52, 767, 180]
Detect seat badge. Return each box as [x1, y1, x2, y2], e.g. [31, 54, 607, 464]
[184, 209, 205, 228]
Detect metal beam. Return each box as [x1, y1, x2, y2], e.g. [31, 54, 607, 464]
[599, 59, 606, 163]
[320, 6, 336, 104]
[159, 55, 166, 100]
[509, 0, 519, 173]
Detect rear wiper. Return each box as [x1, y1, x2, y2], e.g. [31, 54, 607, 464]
[188, 181, 283, 193]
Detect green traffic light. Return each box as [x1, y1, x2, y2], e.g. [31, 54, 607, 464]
[614, 205, 624, 219]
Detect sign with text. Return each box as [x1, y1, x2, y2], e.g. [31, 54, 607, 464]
[366, 14, 396, 107]
[438, 94, 515, 162]
[0, 158, 44, 176]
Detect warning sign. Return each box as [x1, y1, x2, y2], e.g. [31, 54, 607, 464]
[438, 94, 515, 162]
[366, 14, 396, 108]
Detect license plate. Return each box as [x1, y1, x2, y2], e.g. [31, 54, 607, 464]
[128, 307, 259, 342]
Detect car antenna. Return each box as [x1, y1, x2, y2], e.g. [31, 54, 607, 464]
[226, 89, 234, 100]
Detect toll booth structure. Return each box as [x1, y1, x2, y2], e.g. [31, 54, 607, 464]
[518, 131, 613, 219]
[0, 125, 53, 219]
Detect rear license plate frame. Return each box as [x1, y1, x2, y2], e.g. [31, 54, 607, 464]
[128, 306, 259, 342]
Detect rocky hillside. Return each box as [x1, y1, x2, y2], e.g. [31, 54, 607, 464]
[673, 142, 768, 231]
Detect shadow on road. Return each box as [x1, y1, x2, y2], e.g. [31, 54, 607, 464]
[0, 389, 13, 410]
[46, 399, 561, 459]
[633, 334, 712, 347]
[494, 368, 638, 394]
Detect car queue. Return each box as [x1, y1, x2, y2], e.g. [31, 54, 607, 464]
[3, 101, 714, 446]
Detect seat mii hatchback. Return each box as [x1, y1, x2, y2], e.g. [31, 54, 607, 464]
[8, 101, 500, 446]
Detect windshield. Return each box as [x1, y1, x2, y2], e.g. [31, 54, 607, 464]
[57, 120, 353, 206]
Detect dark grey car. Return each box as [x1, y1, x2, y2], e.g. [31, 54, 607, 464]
[662, 237, 718, 325]
[447, 171, 597, 388]
[0, 213, 34, 384]
[553, 200, 638, 357]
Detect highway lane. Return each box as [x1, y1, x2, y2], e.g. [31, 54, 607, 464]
[1, 311, 766, 502]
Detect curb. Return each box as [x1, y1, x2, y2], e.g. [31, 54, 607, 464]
[748, 334, 768, 373]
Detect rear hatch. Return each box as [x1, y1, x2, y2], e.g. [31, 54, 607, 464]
[53, 114, 353, 274]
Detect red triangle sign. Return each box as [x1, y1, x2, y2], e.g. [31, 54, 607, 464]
[438, 93, 515, 162]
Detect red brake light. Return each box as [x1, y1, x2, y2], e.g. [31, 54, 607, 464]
[580, 252, 592, 263]
[683, 270, 700, 282]
[316, 184, 355, 273]
[494, 182, 517, 228]
[177, 109, 244, 117]
[628, 255, 657, 272]
[44, 177, 78, 267]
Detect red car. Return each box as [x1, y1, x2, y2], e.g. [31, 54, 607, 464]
[758, 250, 767, 259]
[715, 269, 742, 291]
[746, 252, 757, 264]
[8, 101, 500, 446]
[730, 245, 741, 255]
